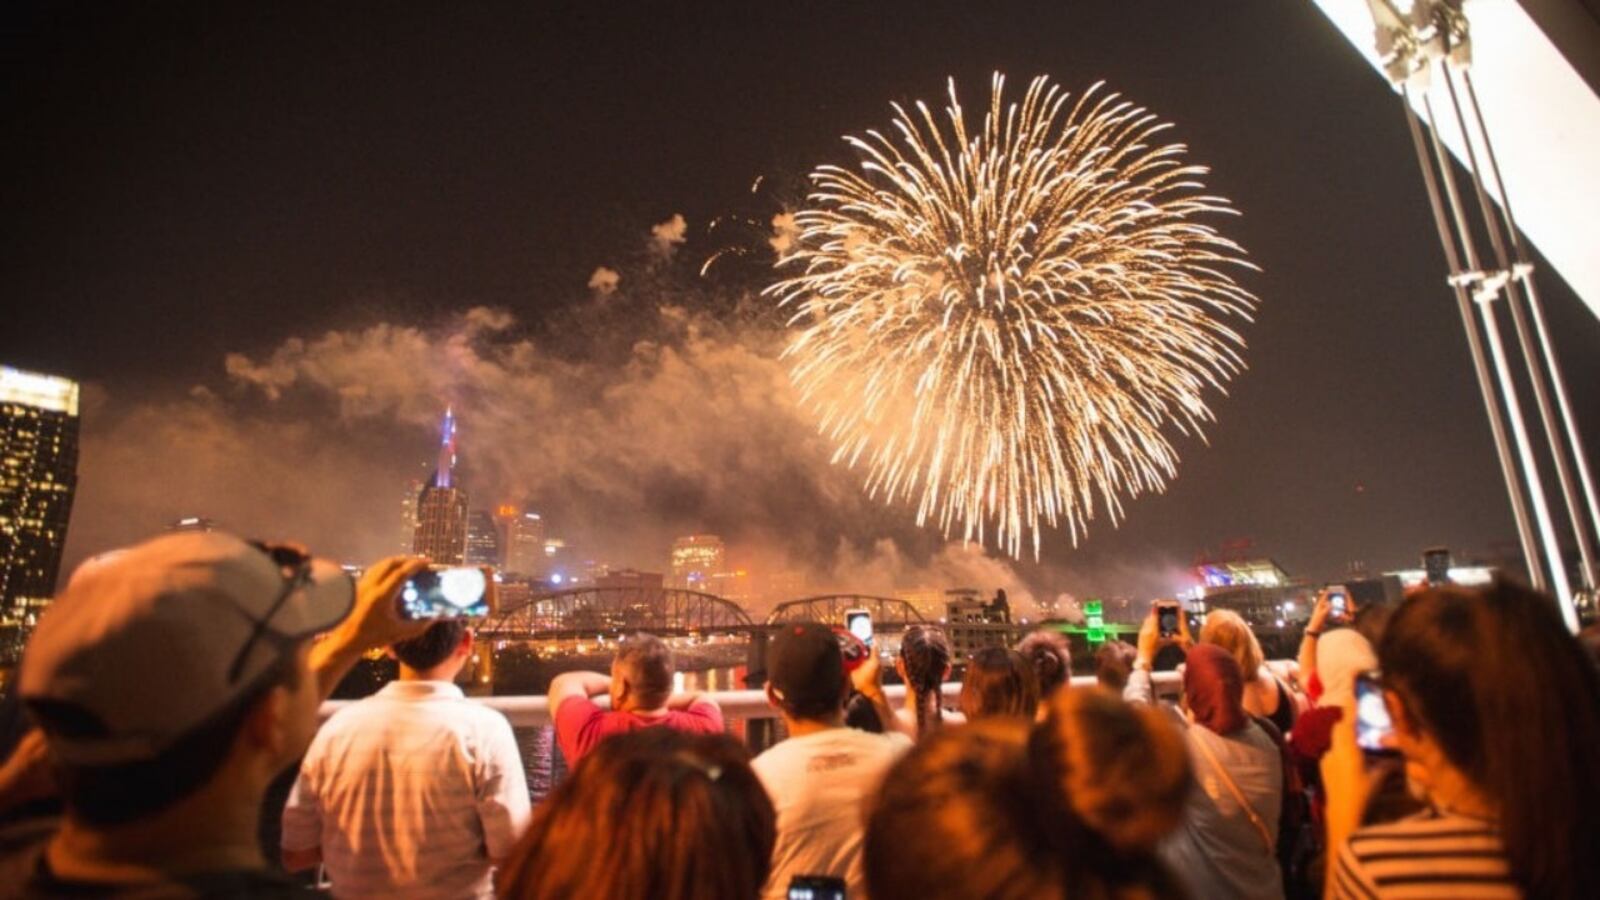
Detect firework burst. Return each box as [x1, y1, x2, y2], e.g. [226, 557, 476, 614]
[767, 73, 1258, 558]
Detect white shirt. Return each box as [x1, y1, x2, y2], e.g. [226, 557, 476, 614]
[281, 681, 531, 900]
[752, 727, 913, 900]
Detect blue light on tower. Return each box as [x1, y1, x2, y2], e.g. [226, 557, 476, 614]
[435, 405, 457, 489]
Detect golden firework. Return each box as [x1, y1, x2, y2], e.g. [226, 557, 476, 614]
[767, 73, 1258, 558]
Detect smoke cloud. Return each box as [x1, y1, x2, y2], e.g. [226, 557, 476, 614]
[768, 212, 799, 257]
[60, 219, 1190, 616]
[587, 266, 621, 295]
[649, 213, 688, 259]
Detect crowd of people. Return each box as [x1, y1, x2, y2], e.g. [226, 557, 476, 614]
[2, 529, 1599, 898]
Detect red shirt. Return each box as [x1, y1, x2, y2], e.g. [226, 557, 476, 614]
[554, 696, 724, 766]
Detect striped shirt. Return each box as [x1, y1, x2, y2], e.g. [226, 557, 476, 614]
[1331, 809, 1520, 899]
[282, 681, 532, 900]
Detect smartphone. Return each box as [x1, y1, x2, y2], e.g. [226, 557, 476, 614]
[1354, 671, 1398, 755]
[1156, 602, 1179, 638]
[844, 608, 874, 647]
[833, 627, 869, 673]
[1423, 547, 1452, 586]
[399, 567, 489, 620]
[788, 875, 847, 900]
[1325, 585, 1351, 625]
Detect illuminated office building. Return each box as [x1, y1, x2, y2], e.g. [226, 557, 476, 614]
[399, 479, 423, 553]
[501, 507, 547, 576]
[1, 366, 80, 664]
[669, 534, 725, 590]
[708, 568, 752, 603]
[464, 510, 501, 568]
[412, 407, 468, 565]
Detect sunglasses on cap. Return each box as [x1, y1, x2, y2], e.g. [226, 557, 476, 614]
[225, 541, 315, 685]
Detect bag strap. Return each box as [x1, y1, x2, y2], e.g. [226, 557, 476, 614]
[1191, 728, 1275, 853]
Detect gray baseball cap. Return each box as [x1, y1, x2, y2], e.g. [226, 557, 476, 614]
[19, 531, 354, 765]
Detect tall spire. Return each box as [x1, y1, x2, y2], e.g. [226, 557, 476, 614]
[435, 405, 457, 489]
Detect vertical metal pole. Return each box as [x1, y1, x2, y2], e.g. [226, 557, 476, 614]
[1401, 88, 1544, 592]
[1422, 91, 1575, 624]
[1459, 69, 1600, 593]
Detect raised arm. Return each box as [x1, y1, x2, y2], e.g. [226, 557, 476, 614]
[548, 670, 611, 715]
[850, 650, 906, 738]
[1124, 608, 1161, 706]
[665, 690, 714, 712]
[0, 730, 53, 819]
[1298, 591, 1333, 698]
[310, 556, 431, 700]
[1320, 701, 1375, 899]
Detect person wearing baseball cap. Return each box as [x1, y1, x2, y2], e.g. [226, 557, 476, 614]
[752, 623, 908, 900]
[12, 531, 428, 897]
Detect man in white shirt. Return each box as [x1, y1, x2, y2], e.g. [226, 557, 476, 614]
[753, 623, 911, 900]
[281, 619, 530, 899]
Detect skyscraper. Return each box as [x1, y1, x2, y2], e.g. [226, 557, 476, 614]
[413, 407, 468, 565]
[464, 510, 501, 568]
[399, 478, 423, 554]
[669, 534, 725, 591]
[501, 508, 547, 577]
[1, 366, 80, 663]
[434, 406, 458, 489]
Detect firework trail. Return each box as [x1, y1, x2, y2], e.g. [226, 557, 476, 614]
[767, 73, 1258, 558]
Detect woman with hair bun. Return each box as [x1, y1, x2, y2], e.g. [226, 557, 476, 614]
[1015, 629, 1073, 719]
[863, 688, 1190, 900]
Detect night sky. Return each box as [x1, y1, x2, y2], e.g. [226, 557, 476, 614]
[4, 1, 1597, 602]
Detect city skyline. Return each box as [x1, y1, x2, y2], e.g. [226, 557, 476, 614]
[4, 2, 1598, 606]
[0, 366, 80, 664]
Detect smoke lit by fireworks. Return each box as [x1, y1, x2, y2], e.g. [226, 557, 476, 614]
[767, 74, 1258, 558]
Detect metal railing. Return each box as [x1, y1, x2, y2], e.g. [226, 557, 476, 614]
[320, 670, 1188, 727]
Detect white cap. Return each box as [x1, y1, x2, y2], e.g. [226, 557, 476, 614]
[19, 532, 354, 765]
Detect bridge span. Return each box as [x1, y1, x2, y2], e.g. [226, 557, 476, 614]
[479, 586, 930, 641]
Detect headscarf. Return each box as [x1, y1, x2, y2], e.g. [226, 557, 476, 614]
[1314, 628, 1377, 709]
[1183, 644, 1246, 735]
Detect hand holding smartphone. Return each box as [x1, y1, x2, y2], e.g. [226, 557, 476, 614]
[398, 566, 491, 620]
[1323, 584, 1353, 626]
[789, 875, 847, 900]
[1155, 601, 1180, 639]
[1354, 670, 1399, 755]
[844, 608, 874, 648]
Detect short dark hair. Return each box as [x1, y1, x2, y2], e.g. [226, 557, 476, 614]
[767, 624, 847, 722]
[615, 633, 673, 710]
[392, 620, 469, 671]
[32, 652, 302, 827]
